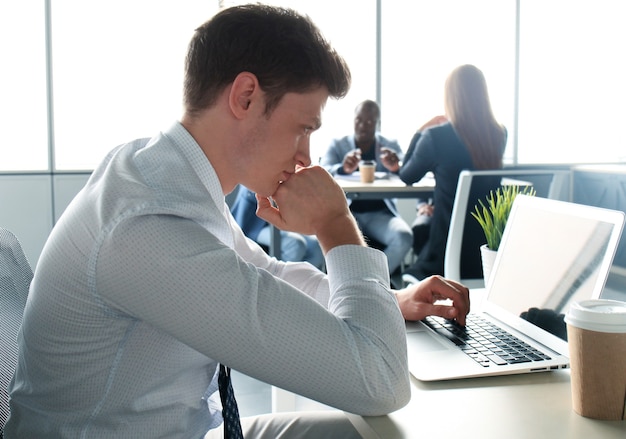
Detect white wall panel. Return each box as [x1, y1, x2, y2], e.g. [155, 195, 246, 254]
[53, 174, 90, 222]
[0, 175, 53, 268]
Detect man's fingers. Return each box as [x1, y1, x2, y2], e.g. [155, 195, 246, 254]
[425, 303, 467, 326]
[437, 277, 470, 304]
[430, 304, 459, 320]
[433, 276, 470, 325]
[255, 195, 283, 228]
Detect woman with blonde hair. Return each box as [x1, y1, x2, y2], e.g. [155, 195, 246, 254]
[394, 64, 507, 282]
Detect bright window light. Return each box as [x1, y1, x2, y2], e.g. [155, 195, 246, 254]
[0, 1, 48, 171]
[51, 0, 219, 170]
[381, 0, 516, 161]
[518, 0, 626, 163]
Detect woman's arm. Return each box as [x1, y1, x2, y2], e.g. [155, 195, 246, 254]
[399, 129, 436, 185]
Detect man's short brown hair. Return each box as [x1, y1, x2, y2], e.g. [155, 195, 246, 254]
[184, 4, 351, 117]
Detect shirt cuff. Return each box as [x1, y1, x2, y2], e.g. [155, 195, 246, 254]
[325, 245, 389, 290]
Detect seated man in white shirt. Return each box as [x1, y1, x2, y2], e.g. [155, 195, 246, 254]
[4, 4, 469, 439]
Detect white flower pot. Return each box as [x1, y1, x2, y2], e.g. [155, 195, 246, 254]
[480, 244, 498, 287]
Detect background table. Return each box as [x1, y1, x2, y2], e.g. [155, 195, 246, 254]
[269, 174, 435, 258]
[336, 173, 435, 199]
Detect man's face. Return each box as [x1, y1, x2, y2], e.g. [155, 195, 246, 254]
[240, 87, 329, 198]
[353, 104, 378, 145]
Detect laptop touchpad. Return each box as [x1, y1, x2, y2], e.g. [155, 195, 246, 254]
[407, 331, 450, 352]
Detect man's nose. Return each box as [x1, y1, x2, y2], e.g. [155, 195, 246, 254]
[296, 138, 312, 167]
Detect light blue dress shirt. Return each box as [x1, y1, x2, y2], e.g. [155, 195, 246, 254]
[5, 122, 409, 438]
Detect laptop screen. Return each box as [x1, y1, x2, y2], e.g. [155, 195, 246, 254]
[486, 195, 624, 338]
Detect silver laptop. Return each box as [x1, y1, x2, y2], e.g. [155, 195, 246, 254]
[407, 194, 625, 381]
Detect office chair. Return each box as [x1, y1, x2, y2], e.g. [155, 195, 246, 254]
[443, 169, 570, 288]
[0, 228, 33, 437]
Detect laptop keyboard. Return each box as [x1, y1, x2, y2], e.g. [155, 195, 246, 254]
[422, 314, 552, 368]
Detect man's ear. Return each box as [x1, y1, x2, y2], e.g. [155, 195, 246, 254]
[229, 72, 260, 120]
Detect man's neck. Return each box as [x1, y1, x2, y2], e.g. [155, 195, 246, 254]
[180, 109, 238, 196]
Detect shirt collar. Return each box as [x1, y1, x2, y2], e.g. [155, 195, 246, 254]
[162, 121, 226, 215]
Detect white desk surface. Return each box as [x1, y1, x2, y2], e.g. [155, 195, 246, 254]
[349, 288, 626, 438]
[335, 173, 435, 195]
[351, 370, 625, 438]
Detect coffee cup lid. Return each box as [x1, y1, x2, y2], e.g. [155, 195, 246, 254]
[564, 299, 626, 333]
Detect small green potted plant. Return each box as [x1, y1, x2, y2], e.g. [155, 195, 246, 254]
[471, 184, 536, 284]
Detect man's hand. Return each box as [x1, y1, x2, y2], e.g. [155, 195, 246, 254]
[379, 147, 400, 172]
[255, 166, 365, 253]
[417, 202, 434, 216]
[395, 276, 470, 325]
[342, 148, 361, 174]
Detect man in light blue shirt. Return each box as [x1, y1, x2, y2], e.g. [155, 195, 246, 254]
[5, 5, 469, 438]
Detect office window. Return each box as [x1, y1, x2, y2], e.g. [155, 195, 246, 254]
[51, 0, 374, 170]
[381, 0, 516, 161]
[7, 1, 626, 172]
[518, 0, 626, 163]
[286, 0, 377, 163]
[0, 1, 48, 171]
[203, 0, 377, 163]
[51, 0, 219, 170]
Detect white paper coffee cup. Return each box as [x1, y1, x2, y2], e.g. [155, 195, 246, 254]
[564, 299, 626, 420]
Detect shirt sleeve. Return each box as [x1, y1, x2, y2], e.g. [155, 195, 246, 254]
[95, 214, 410, 416]
[229, 213, 332, 307]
